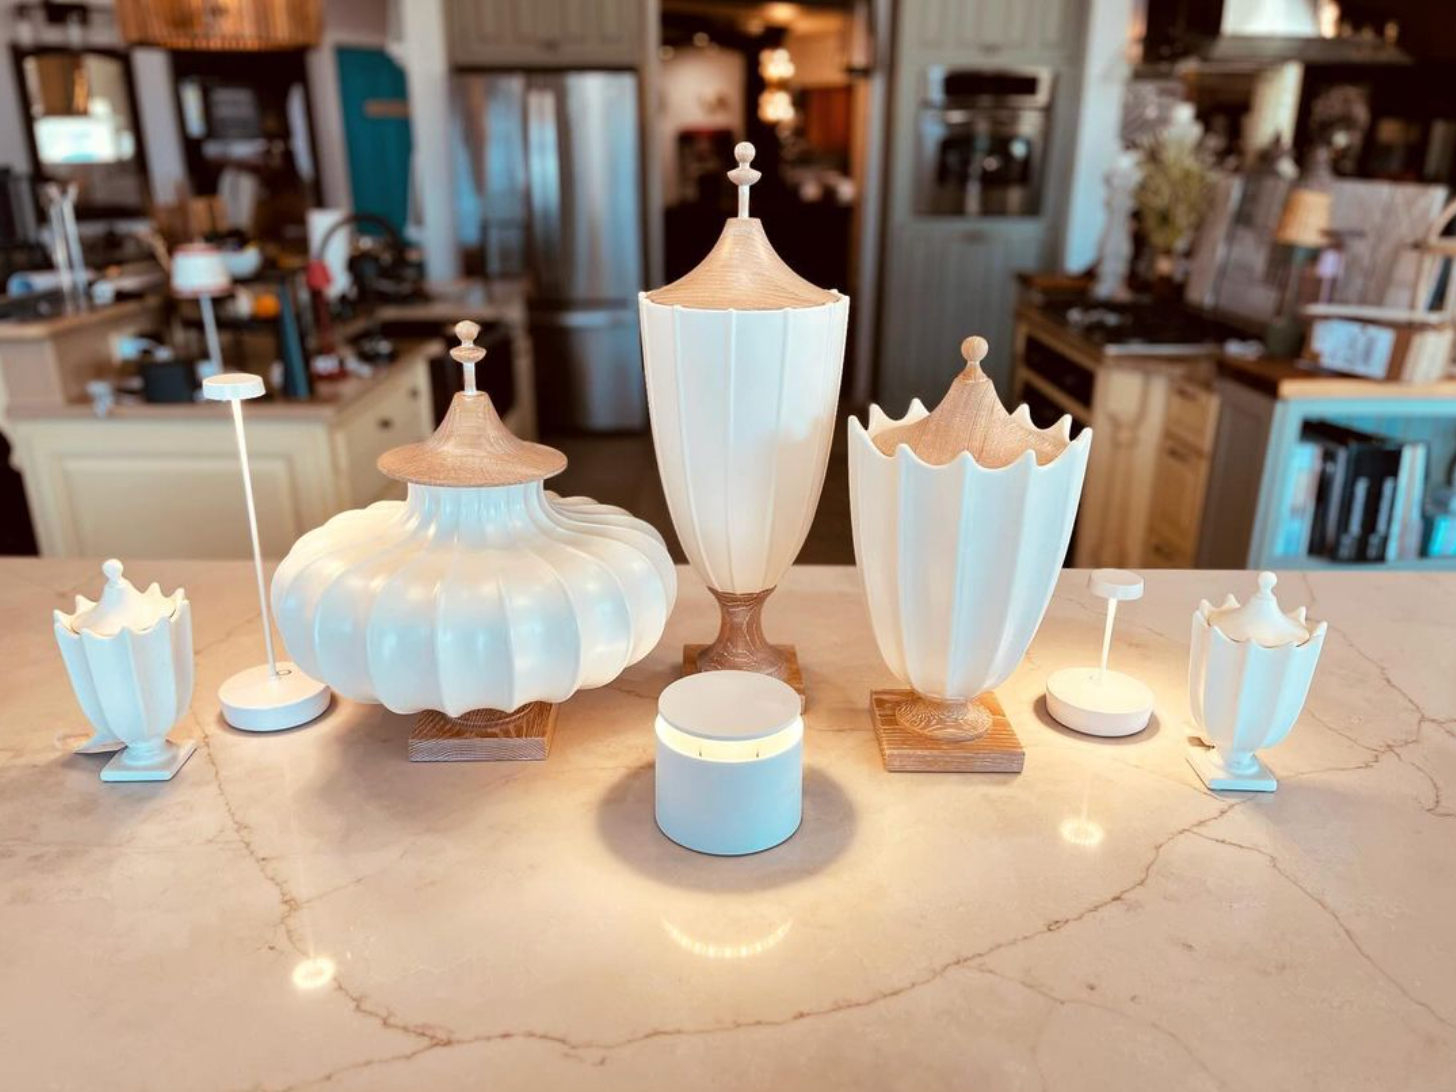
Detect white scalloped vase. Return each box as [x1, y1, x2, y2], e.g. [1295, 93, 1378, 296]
[639, 294, 849, 593]
[1189, 613, 1326, 771]
[849, 402, 1091, 702]
[270, 485, 676, 717]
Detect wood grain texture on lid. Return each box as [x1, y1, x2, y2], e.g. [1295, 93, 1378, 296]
[377, 321, 567, 487]
[645, 142, 839, 311]
[873, 337, 1070, 468]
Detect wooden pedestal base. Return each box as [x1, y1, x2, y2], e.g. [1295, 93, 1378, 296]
[409, 702, 557, 762]
[682, 586, 806, 708]
[683, 643, 805, 709]
[870, 689, 1023, 773]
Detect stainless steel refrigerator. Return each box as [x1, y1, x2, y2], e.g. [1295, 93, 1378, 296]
[453, 71, 645, 432]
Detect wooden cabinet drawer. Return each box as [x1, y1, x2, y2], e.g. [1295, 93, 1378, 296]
[338, 375, 429, 508]
[1164, 380, 1219, 455]
[1146, 532, 1194, 568]
[1146, 438, 1210, 556]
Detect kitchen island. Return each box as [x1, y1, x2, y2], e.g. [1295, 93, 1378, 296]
[2, 562, 1453, 1090]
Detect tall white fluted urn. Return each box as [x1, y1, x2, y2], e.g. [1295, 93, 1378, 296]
[271, 323, 677, 761]
[1187, 571, 1326, 792]
[639, 142, 849, 706]
[850, 337, 1093, 772]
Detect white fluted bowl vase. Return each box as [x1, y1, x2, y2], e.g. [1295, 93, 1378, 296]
[849, 402, 1091, 737]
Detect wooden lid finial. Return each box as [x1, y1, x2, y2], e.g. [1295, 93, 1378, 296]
[728, 141, 760, 218]
[377, 319, 567, 487]
[451, 320, 486, 395]
[644, 143, 838, 311]
[872, 336, 1070, 468]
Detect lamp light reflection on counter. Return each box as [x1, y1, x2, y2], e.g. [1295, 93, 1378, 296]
[662, 917, 793, 960]
[292, 955, 336, 990]
[1059, 817, 1105, 848]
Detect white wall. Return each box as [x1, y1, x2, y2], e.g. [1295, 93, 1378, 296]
[658, 47, 746, 205]
[1061, 0, 1136, 273]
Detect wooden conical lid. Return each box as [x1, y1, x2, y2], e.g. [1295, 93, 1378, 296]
[645, 143, 838, 311]
[873, 337, 1069, 469]
[377, 321, 567, 487]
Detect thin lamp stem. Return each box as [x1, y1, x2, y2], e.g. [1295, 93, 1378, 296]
[200, 294, 224, 371]
[1098, 598, 1118, 685]
[229, 398, 279, 677]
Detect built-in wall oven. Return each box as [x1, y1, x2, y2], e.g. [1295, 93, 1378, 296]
[915, 67, 1053, 217]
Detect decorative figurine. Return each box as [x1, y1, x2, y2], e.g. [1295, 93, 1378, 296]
[1187, 571, 1327, 792]
[1045, 568, 1155, 737]
[850, 336, 1092, 772]
[271, 322, 677, 762]
[54, 559, 196, 782]
[1093, 150, 1140, 303]
[639, 142, 849, 707]
[203, 372, 332, 732]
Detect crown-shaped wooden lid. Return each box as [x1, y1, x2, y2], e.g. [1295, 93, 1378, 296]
[873, 337, 1069, 468]
[377, 321, 567, 487]
[645, 143, 838, 311]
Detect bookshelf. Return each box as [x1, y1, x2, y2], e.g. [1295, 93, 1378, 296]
[1200, 366, 1456, 571]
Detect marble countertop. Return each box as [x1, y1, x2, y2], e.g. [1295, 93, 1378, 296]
[3, 561, 1454, 1091]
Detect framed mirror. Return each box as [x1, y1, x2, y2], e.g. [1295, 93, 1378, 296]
[12, 46, 151, 218]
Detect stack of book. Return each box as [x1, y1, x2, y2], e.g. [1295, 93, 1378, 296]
[1276, 422, 1428, 563]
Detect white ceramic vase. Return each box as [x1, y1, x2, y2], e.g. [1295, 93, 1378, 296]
[849, 402, 1091, 736]
[271, 485, 676, 717]
[1188, 573, 1326, 790]
[639, 295, 848, 675]
[54, 560, 196, 780]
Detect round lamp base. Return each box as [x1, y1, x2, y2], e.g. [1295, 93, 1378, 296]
[219, 663, 331, 732]
[1046, 667, 1154, 738]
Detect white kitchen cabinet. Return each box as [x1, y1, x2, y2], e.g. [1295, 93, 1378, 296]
[878, 222, 1046, 412]
[900, 0, 1084, 62]
[448, 0, 643, 68]
[9, 356, 433, 560]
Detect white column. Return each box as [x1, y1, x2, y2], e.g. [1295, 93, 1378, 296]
[395, 0, 460, 282]
[1061, 0, 1136, 274]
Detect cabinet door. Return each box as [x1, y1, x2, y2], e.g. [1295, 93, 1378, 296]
[877, 223, 1046, 412]
[902, 0, 1083, 61]
[449, 0, 640, 68]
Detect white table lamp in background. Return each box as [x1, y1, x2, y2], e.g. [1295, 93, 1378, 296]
[1045, 569, 1155, 738]
[202, 372, 331, 731]
[171, 242, 232, 376]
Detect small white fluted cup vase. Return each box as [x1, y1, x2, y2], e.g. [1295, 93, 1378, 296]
[640, 294, 848, 680]
[54, 560, 196, 781]
[1188, 576, 1326, 791]
[849, 402, 1091, 739]
[270, 485, 676, 718]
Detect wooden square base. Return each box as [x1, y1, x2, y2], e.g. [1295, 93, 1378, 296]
[409, 703, 557, 763]
[682, 644, 806, 710]
[870, 690, 1024, 773]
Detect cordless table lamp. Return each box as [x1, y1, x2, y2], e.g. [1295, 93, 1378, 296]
[202, 373, 331, 731]
[171, 242, 232, 374]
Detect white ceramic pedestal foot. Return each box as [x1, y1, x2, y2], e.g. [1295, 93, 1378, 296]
[1046, 667, 1154, 737]
[219, 663, 331, 732]
[100, 738, 197, 782]
[1187, 742, 1277, 792]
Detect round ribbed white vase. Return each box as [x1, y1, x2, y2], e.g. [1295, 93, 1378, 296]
[271, 485, 675, 718]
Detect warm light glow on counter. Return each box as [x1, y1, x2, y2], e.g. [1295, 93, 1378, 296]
[1059, 817, 1105, 848]
[292, 955, 336, 990]
[662, 917, 793, 960]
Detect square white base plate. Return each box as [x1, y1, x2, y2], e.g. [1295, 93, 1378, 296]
[1187, 746, 1276, 792]
[100, 739, 197, 782]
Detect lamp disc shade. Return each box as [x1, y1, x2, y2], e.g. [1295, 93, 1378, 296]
[203, 373, 265, 401]
[171, 243, 234, 298]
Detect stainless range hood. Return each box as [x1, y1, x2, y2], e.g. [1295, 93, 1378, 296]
[1142, 0, 1411, 70]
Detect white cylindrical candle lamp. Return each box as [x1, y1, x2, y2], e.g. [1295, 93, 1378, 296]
[202, 373, 331, 731]
[655, 670, 803, 856]
[171, 242, 234, 373]
[1045, 568, 1155, 737]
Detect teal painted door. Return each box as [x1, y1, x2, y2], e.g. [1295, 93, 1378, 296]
[335, 46, 412, 234]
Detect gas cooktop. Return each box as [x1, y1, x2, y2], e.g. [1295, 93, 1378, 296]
[1041, 299, 1251, 358]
